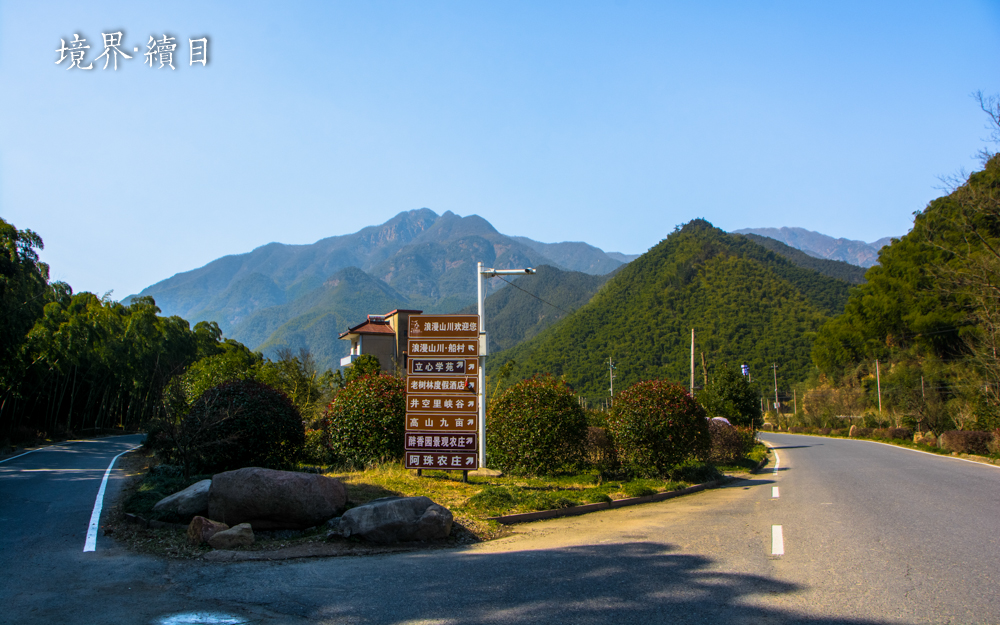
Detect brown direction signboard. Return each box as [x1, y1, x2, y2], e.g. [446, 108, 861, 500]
[407, 315, 479, 339]
[407, 394, 477, 413]
[406, 413, 477, 432]
[406, 451, 478, 470]
[405, 314, 481, 471]
[405, 432, 477, 452]
[407, 339, 478, 357]
[406, 376, 476, 394]
[408, 358, 477, 376]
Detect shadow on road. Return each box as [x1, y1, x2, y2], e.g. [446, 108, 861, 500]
[204, 541, 891, 623]
[768, 445, 816, 449]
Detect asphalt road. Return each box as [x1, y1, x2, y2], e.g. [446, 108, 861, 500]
[1, 433, 997, 624]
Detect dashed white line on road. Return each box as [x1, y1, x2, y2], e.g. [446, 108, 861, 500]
[772, 448, 781, 475]
[83, 446, 138, 552]
[772, 486, 780, 498]
[771, 525, 784, 556]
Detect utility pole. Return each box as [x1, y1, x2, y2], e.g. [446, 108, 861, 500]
[690, 328, 695, 396]
[876, 359, 883, 416]
[793, 388, 797, 416]
[701, 352, 708, 389]
[608, 356, 615, 399]
[772, 363, 779, 414]
[477, 262, 535, 470]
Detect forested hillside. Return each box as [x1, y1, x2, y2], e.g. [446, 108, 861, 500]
[490, 220, 853, 397]
[809, 153, 1000, 430]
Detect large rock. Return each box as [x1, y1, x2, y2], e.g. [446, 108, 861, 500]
[153, 479, 212, 520]
[339, 496, 452, 544]
[208, 523, 255, 549]
[208, 467, 347, 530]
[187, 516, 229, 545]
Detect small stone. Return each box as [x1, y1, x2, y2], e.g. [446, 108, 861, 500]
[153, 479, 212, 520]
[187, 516, 229, 545]
[208, 523, 254, 549]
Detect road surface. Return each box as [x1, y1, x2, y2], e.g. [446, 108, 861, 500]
[1, 432, 997, 624]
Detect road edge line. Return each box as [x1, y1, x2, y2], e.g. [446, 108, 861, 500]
[83, 446, 139, 552]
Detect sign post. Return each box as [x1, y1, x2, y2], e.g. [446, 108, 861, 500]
[405, 315, 481, 476]
[476, 262, 535, 469]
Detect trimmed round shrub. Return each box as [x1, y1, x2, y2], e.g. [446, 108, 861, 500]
[325, 374, 406, 466]
[708, 421, 755, 463]
[606, 380, 709, 477]
[939, 430, 992, 455]
[184, 379, 304, 472]
[486, 375, 588, 475]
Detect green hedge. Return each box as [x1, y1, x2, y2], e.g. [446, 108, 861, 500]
[325, 374, 406, 466]
[183, 379, 304, 472]
[486, 375, 588, 475]
[607, 380, 709, 477]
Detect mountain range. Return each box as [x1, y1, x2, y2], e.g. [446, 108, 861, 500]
[131, 210, 873, 375]
[131, 209, 634, 371]
[733, 227, 895, 268]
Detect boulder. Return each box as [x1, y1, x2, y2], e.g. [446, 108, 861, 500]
[339, 496, 452, 544]
[208, 523, 255, 549]
[187, 516, 229, 545]
[208, 467, 347, 530]
[153, 479, 212, 520]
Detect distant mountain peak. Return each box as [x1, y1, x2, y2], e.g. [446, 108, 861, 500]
[732, 226, 897, 268]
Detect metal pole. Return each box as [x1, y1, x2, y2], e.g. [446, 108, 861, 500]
[876, 359, 882, 415]
[477, 261, 486, 470]
[690, 329, 695, 396]
[475, 264, 534, 470]
[772, 363, 779, 414]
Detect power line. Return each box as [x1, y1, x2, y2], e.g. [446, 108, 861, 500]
[493, 275, 574, 315]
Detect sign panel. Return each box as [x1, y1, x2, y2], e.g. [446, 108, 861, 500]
[406, 451, 478, 470]
[408, 358, 477, 376]
[406, 376, 476, 394]
[407, 315, 479, 339]
[405, 432, 477, 452]
[406, 414, 477, 432]
[407, 339, 478, 357]
[407, 394, 477, 413]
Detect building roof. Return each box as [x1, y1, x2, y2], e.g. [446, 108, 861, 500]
[339, 310, 424, 340]
[339, 319, 396, 340]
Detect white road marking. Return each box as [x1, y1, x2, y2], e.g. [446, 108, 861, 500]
[772, 447, 781, 475]
[158, 614, 250, 625]
[0, 449, 38, 464]
[83, 446, 138, 552]
[771, 525, 784, 556]
[853, 438, 1000, 470]
[772, 486, 780, 498]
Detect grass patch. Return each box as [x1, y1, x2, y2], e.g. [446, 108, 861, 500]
[109, 447, 759, 557]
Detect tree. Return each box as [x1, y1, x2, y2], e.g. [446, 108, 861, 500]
[0, 219, 51, 387]
[698, 364, 763, 429]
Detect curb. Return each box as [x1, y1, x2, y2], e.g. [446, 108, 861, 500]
[750, 448, 771, 474]
[486, 478, 731, 525]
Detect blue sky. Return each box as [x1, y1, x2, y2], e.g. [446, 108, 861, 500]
[2, 1, 998, 298]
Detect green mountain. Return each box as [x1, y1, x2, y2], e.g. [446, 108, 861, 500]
[459, 264, 615, 353]
[489, 220, 853, 398]
[738, 233, 868, 284]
